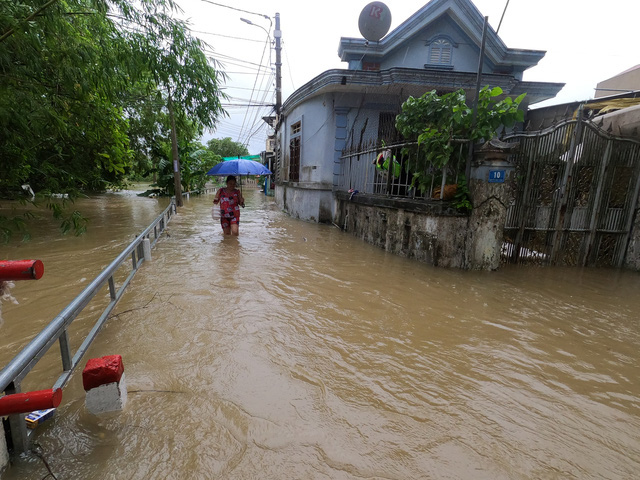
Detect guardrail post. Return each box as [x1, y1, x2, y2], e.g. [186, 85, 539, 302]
[143, 238, 152, 262]
[108, 276, 116, 300]
[4, 382, 29, 454]
[58, 329, 72, 372]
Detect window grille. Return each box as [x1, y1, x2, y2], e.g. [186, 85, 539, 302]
[289, 121, 301, 181]
[378, 112, 401, 144]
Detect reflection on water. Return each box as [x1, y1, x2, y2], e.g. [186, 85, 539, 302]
[1, 187, 640, 479]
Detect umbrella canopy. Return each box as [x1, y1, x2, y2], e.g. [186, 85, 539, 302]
[206, 158, 272, 176]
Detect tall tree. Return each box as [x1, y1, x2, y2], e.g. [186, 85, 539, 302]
[0, 0, 228, 240]
[206, 137, 250, 158]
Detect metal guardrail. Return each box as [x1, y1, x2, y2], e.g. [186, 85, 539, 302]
[0, 199, 176, 452]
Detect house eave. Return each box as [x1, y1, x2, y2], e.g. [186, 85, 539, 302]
[282, 68, 564, 114]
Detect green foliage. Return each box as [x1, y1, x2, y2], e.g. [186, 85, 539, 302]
[206, 137, 249, 158]
[452, 175, 472, 214]
[0, 0, 228, 239]
[148, 141, 220, 196]
[180, 145, 221, 192]
[396, 86, 526, 196]
[0, 208, 33, 243]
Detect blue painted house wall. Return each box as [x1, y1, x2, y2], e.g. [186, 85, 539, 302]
[275, 0, 565, 224]
[379, 16, 489, 75]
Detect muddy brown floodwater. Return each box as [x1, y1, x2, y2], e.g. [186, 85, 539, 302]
[1, 186, 639, 479]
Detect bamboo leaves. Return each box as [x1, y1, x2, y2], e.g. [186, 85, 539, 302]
[1, 0, 228, 239]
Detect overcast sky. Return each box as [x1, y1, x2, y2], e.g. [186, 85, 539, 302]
[174, 0, 640, 154]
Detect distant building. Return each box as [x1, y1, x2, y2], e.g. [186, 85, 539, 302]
[595, 65, 640, 98]
[275, 0, 564, 223]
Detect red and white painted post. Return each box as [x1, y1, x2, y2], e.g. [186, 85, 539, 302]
[82, 355, 127, 414]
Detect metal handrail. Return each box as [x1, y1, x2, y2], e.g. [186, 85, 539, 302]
[0, 199, 175, 402]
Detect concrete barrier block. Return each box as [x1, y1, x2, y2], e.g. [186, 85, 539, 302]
[85, 372, 127, 415]
[83, 355, 124, 391]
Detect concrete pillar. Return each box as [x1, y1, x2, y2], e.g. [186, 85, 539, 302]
[0, 430, 9, 475]
[466, 139, 518, 270]
[142, 238, 151, 262]
[83, 355, 127, 415]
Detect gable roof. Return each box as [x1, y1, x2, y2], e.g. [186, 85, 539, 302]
[338, 0, 546, 72]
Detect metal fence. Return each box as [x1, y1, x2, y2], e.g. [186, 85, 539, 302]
[334, 140, 468, 200]
[0, 199, 176, 452]
[501, 118, 640, 266]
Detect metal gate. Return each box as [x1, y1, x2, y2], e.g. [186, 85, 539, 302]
[502, 117, 640, 266]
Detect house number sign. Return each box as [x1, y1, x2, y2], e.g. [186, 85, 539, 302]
[488, 170, 505, 183]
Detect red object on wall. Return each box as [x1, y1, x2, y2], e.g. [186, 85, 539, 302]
[82, 355, 124, 391]
[0, 259, 44, 280]
[0, 388, 62, 416]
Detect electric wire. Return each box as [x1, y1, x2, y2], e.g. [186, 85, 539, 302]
[282, 40, 296, 92]
[196, 0, 270, 21]
[236, 34, 272, 148]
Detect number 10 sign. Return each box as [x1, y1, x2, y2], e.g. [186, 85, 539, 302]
[488, 170, 505, 183]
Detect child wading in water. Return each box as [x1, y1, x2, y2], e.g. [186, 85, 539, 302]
[213, 175, 245, 235]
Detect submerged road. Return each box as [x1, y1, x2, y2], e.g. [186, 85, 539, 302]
[2, 187, 640, 479]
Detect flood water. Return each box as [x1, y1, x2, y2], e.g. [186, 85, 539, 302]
[1, 186, 640, 479]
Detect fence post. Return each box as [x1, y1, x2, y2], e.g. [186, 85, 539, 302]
[511, 138, 536, 263]
[620, 156, 640, 267]
[550, 112, 584, 264]
[583, 140, 612, 265]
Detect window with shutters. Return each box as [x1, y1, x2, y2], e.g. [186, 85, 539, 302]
[430, 39, 451, 64]
[425, 35, 457, 68]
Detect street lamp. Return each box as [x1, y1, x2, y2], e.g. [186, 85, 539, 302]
[240, 17, 269, 36]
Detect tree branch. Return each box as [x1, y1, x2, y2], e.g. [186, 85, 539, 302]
[0, 0, 61, 43]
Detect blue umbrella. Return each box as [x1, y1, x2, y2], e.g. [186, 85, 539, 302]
[206, 159, 272, 176]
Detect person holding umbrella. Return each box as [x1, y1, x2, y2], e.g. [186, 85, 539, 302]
[213, 175, 245, 235]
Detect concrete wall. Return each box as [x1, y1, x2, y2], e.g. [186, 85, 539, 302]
[332, 154, 517, 270]
[276, 184, 333, 224]
[281, 93, 336, 184]
[335, 193, 469, 268]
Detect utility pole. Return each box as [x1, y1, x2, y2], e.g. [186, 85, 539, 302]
[272, 13, 282, 188]
[274, 12, 282, 117]
[168, 96, 183, 207]
[465, 16, 489, 182]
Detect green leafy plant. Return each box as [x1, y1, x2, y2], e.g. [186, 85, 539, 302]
[396, 86, 526, 207]
[452, 175, 472, 214]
